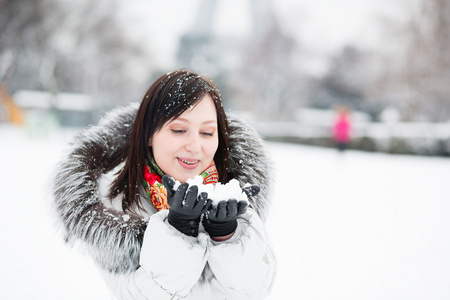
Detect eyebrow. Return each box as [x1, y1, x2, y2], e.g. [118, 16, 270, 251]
[171, 118, 217, 125]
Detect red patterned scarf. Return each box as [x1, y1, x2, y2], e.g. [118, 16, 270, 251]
[143, 160, 219, 211]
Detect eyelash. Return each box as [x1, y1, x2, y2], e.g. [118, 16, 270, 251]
[170, 129, 214, 137]
[171, 129, 185, 134]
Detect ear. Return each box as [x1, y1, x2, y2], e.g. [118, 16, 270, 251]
[147, 138, 152, 147]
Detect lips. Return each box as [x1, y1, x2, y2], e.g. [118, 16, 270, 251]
[177, 157, 200, 169]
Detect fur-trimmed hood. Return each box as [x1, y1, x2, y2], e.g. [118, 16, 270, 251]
[52, 103, 273, 273]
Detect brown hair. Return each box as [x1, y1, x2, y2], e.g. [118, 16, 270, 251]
[110, 69, 230, 212]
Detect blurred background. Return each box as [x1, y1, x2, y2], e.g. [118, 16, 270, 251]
[1, 1, 450, 300]
[1, 0, 449, 155]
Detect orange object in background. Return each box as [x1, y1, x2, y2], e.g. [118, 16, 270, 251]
[0, 84, 24, 126]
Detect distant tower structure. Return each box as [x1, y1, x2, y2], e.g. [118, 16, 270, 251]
[177, 0, 299, 118]
[176, 0, 279, 75]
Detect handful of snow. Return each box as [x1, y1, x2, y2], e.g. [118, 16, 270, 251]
[173, 175, 248, 206]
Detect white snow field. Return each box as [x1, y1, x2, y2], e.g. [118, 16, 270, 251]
[1, 125, 449, 300]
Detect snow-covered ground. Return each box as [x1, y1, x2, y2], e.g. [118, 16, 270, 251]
[1, 125, 449, 299]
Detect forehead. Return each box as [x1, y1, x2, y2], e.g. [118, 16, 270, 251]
[177, 94, 217, 120]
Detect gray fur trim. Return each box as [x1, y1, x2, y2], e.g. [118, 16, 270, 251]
[52, 103, 273, 273]
[227, 112, 274, 222]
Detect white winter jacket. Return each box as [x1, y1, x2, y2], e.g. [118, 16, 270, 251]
[99, 208, 275, 299]
[52, 103, 276, 299]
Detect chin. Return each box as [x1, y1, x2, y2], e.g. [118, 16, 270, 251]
[174, 171, 199, 183]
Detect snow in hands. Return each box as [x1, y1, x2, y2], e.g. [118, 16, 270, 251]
[173, 175, 248, 206]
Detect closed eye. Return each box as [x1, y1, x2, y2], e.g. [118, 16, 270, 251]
[171, 129, 185, 134]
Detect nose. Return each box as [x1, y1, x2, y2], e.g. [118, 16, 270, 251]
[185, 133, 201, 153]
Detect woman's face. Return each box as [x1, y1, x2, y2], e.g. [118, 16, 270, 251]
[150, 94, 219, 183]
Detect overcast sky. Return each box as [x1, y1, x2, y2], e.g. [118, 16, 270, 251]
[118, 0, 404, 70]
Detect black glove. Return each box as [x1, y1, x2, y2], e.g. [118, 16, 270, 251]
[203, 199, 248, 238]
[242, 185, 260, 198]
[162, 175, 211, 237]
[202, 184, 260, 238]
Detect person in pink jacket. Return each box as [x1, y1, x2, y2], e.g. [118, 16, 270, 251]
[333, 107, 351, 151]
[52, 69, 276, 299]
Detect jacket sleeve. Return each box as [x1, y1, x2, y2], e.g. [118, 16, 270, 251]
[204, 208, 277, 299]
[138, 210, 210, 297]
[98, 209, 276, 300]
[98, 210, 210, 299]
[98, 267, 172, 300]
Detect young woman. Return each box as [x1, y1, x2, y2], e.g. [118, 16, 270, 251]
[52, 69, 276, 299]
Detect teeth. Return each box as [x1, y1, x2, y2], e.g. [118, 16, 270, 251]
[181, 159, 198, 165]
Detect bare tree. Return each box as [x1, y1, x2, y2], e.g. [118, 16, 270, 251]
[376, 0, 450, 121]
[320, 47, 367, 107]
[0, 0, 62, 87]
[233, 22, 309, 121]
[1, 0, 144, 105]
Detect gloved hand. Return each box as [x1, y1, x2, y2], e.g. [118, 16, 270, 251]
[242, 185, 260, 198]
[203, 185, 260, 239]
[162, 175, 211, 237]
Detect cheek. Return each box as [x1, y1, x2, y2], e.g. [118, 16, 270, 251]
[151, 133, 176, 163]
[205, 138, 219, 159]
[155, 140, 178, 158]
